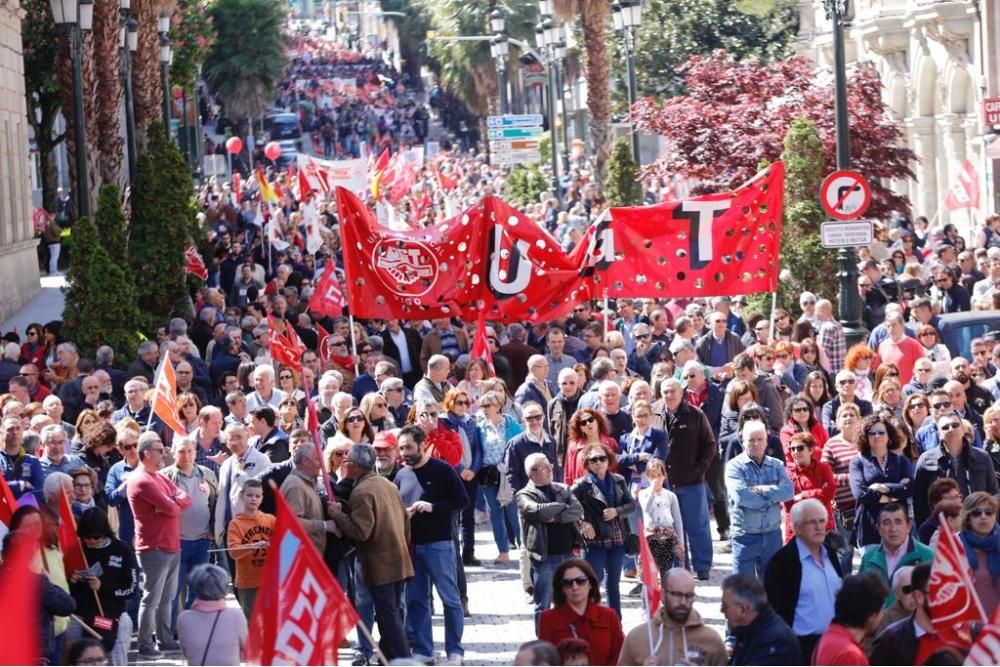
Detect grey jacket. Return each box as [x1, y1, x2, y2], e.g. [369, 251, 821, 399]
[516, 480, 584, 563]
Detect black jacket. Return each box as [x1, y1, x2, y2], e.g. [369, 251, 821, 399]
[380, 326, 423, 385]
[663, 400, 717, 488]
[913, 442, 999, 525]
[570, 473, 636, 543]
[505, 431, 557, 493]
[763, 537, 843, 630]
[731, 606, 802, 666]
[869, 615, 919, 666]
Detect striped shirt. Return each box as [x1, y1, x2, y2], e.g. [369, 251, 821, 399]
[821, 435, 857, 511]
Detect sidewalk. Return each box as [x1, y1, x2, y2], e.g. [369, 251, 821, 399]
[0, 275, 66, 334]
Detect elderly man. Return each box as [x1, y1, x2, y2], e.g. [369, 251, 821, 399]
[764, 498, 843, 660]
[127, 340, 159, 385]
[245, 364, 286, 411]
[174, 361, 207, 406]
[722, 574, 801, 666]
[875, 565, 917, 636]
[127, 431, 191, 659]
[43, 395, 76, 440]
[619, 568, 728, 666]
[161, 437, 218, 627]
[695, 311, 745, 374]
[870, 563, 934, 665]
[576, 358, 616, 411]
[598, 380, 633, 441]
[414, 354, 451, 405]
[516, 452, 584, 624]
[280, 445, 338, 554]
[859, 503, 933, 599]
[547, 367, 581, 471]
[110, 379, 151, 425]
[661, 378, 717, 580]
[515, 355, 556, 410]
[213, 424, 271, 547]
[821, 370, 874, 436]
[381, 376, 411, 427]
[506, 402, 558, 494]
[1, 415, 42, 497]
[38, 424, 84, 477]
[626, 323, 655, 379]
[329, 443, 413, 661]
[725, 421, 793, 578]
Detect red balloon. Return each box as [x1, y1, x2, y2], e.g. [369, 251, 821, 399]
[225, 137, 243, 155]
[264, 141, 282, 161]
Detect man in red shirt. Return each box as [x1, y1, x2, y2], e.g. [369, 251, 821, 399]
[813, 573, 888, 665]
[877, 313, 926, 385]
[127, 431, 192, 659]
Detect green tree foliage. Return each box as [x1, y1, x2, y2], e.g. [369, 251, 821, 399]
[22, 0, 65, 211]
[203, 0, 287, 123]
[93, 184, 128, 264]
[170, 0, 215, 90]
[630, 0, 798, 99]
[129, 122, 197, 326]
[506, 164, 549, 206]
[603, 138, 642, 207]
[61, 203, 141, 362]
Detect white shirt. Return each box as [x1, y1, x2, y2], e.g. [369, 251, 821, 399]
[389, 328, 413, 373]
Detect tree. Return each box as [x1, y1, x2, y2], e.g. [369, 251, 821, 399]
[629, 0, 798, 99]
[129, 122, 198, 326]
[506, 164, 549, 206]
[603, 137, 641, 206]
[93, 0, 125, 187]
[61, 187, 142, 361]
[93, 184, 128, 264]
[21, 0, 64, 212]
[170, 0, 215, 91]
[632, 50, 917, 220]
[203, 0, 287, 125]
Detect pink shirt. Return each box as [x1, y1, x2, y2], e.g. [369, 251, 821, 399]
[127, 468, 191, 553]
[877, 336, 926, 385]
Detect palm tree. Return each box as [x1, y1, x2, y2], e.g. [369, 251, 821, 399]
[131, 0, 168, 144]
[554, 0, 611, 181]
[93, 0, 124, 186]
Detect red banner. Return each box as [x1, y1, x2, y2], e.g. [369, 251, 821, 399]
[269, 316, 306, 373]
[308, 262, 344, 319]
[184, 246, 208, 280]
[59, 488, 87, 575]
[246, 486, 358, 665]
[944, 159, 980, 211]
[637, 522, 662, 619]
[0, 476, 17, 527]
[929, 515, 986, 646]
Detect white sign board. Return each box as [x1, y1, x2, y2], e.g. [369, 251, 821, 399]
[821, 220, 874, 248]
[490, 150, 542, 166]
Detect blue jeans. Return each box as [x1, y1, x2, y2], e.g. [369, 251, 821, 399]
[732, 530, 782, 577]
[406, 541, 464, 659]
[353, 559, 376, 658]
[171, 538, 210, 633]
[481, 483, 520, 553]
[834, 511, 855, 576]
[531, 553, 573, 627]
[674, 483, 713, 573]
[584, 544, 626, 618]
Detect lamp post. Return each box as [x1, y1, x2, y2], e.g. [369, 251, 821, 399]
[489, 9, 509, 115]
[158, 12, 172, 136]
[824, 0, 865, 341]
[51, 0, 92, 219]
[611, 0, 642, 162]
[119, 1, 138, 184]
[555, 39, 570, 173]
[538, 16, 561, 206]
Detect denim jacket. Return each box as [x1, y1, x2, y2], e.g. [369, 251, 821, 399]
[725, 453, 793, 535]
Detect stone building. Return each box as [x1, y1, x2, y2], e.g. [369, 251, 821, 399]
[799, 0, 995, 234]
[0, 0, 40, 320]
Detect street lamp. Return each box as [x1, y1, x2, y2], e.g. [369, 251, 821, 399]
[555, 39, 570, 173]
[823, 0, 865, 341]
[490, 9, 508, 115]
[611, 0, 642, 162]
[539, 16, 561, 206]
[50, 0, 92, 219]
[119, 0, 138, 184]
[159, 14, 172, 135]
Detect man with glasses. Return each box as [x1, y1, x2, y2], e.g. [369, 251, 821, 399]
[695, 312, 745, 374]
[904, 359, 935, 398]
[681, 361, 727, 538]
[1, 414, 41, 497]
[972, 251, 1000, 308]
[381, 377, 412, 427]
[173, 361, 207, 406]
[39, 424, 84, 477]
[246, 364, 287, 412]
[110, 379, 151, 426]
[915, 388, 965, 453]
[870, 563, 935, 665]
[515, 355, 556, 414]
[933, 267, 971, 313]
[18, 363, 50, 402]
[913, 413, 998, 525]
[821, 370, 874, 436]
[619, 567, 728, 665]
[859, 503, 933, 595]
[547, 368, 581, 476]
[764, 498, 843, 660]
[127, 432, 192, 659]
[874, 565, 917, 636]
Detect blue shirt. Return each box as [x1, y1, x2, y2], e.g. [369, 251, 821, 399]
[709, 337, 728, 368]
[105, 460, 136, 545]
[792, 537, 842, 636]
[40, 454, 85, 477]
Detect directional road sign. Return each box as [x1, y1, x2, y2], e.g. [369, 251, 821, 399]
[490, 151, 542, 166]
[489, 139, 541, 152]
[487, 114, 545, 128]
[820, 170, 871, 221]
[820, 220, 874, 248]
[487, 126, 544, 140]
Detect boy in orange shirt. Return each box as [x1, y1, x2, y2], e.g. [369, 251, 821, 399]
[226, 478, 275, 618]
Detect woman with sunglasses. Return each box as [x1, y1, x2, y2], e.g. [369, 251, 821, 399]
[328, 407, 375, 450]
[788, 339, 832, 398]
[779, 396, 829, 464]
[476, 390, 523, 563]
[902, 393, 931, 433]
[958, 492, 1000, 616]
[442, 388, 483, 565]
[277, 396, 303, 435]
[455, 359, 493, 415]
[571, 445, 635, 619]
[849, 416, 914, 549]
[782, 433, 836, 540]
[359, 392, 394, 433]
[21, 323, 47, 371]
[409, 400, 463, 468]
[537, 559, 624, 666]
[916, 325, 952, 377]
[565, 409, 617, 485]
[276, 367, 305, 402]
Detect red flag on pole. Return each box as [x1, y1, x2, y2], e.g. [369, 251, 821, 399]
[968, 615, 1000, 666]
[184, 246, 209, 280]
[0, 476, 18, 527]
[944, 159, 980, 211]
[233, 172, 242, 204]
[637, 522, 662, 620]
[58, 488, 87, 575]
[246, 485, 358, 665]
[316, 323, 331, 366]
[298, 167, 313, 201]
[268, 316, 306, 373]
[0, 531, 41, 664]
[308, 262, 345, 319]
[928, 514, 987, 649]
[150, 357, 187, 436]
[470, 310, 494, 374]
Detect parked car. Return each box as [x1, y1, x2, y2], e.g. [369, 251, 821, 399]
[265, 112, 302, 141]
[939, 311, 1000, 357]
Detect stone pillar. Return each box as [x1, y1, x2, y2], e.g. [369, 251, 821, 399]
[911, 117, 939, 221]
[0, 0, 40, 319]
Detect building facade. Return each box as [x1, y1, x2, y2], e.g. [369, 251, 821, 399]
[0, 0, 40, 320]
[799, 0, 994, 234]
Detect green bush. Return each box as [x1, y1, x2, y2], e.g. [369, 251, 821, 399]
[604, 137, 642, 207]
[93, 184, 128, 264]
[506, 164, 549, 207]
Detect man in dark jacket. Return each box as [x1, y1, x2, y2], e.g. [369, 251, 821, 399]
[723, 574, 801, 666]
[869, 562, 933, 666]
[695, 312, 745, 374]
[505, 402, 557, 493]
[380, 319, 423, 388]
[500, 323, 539, 391]
[546, 368, 581, 476]
[126, 341, 159, 384]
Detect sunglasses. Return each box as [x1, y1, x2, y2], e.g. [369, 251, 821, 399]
[332, 450, 349, 457]
[939, 422, 962, 432]
[561, 576, 589, 588]
[279, 375, 292, 380]
[579, 417, 596, 426]
[789, 445, 812, 453]
[932, 402, 952, 410]
[792, 406, 810, 413]
[525, 414, 543, 422]
[868, 429, 888, 437]
[683, 374, 696, 380]
[420, 411, 438, 419]
[634, 333, 651, 340]
[838, 379, 856, 385]
[347, 415, 365, 423]
[588, 455, 608, 464]
[120, 444, 137, 451]
[454, 400, 469, 406]
[971, 508, 996, 518]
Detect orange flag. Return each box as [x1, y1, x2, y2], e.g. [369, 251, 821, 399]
[149, 357, 186, 435]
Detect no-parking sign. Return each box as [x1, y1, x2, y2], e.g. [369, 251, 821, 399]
[820, 170, 871, 221]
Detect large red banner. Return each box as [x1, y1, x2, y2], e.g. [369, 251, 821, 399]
[337, 163, 784, 321]
[928, 515, 986, 649]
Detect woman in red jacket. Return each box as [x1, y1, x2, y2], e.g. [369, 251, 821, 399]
[779, 395, 829, 463]
[783, 432, 837, 540]
[537, 559, 624, 666]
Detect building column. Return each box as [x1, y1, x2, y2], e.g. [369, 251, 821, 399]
[910, 117, 939, 221]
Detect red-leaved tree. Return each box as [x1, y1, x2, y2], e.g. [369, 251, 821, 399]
[633, 50, 917, 219]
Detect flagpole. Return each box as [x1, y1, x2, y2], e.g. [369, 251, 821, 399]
[146, 354, 164, 432]
[768, 291, 778, 342]
[63, 488, 105, 618]
[299, 375, 336, 502]
[354, 619, 389, 666]
[603, 290, 610, 343]
[348, 313, 360, 376]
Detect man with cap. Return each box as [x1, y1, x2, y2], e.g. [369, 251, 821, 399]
[373, 430, 402, 481]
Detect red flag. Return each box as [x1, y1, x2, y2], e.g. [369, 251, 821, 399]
[308, 262, 344, 319]
[432, 162, 457, 191]
[233, 172, 242, 204]
[944, 159, 980, 211]
[0, 476, 17, 527]
[150, 357, 187, 435]
[298, 167, 313, 201]
[58, 488, 87, 575]
[637, 522, 662, 619]
[268, 316, 306, 373]
[0, 531, 41, 664]
[929, 514, 987, 647]
[316, 323, 331, 366]
[968, 617, 1000, 666]
[184, 245, 208, 280]
[471, 310, 494, 374]
[246, 485, 358, 665]
[369, 148, 390, 199]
